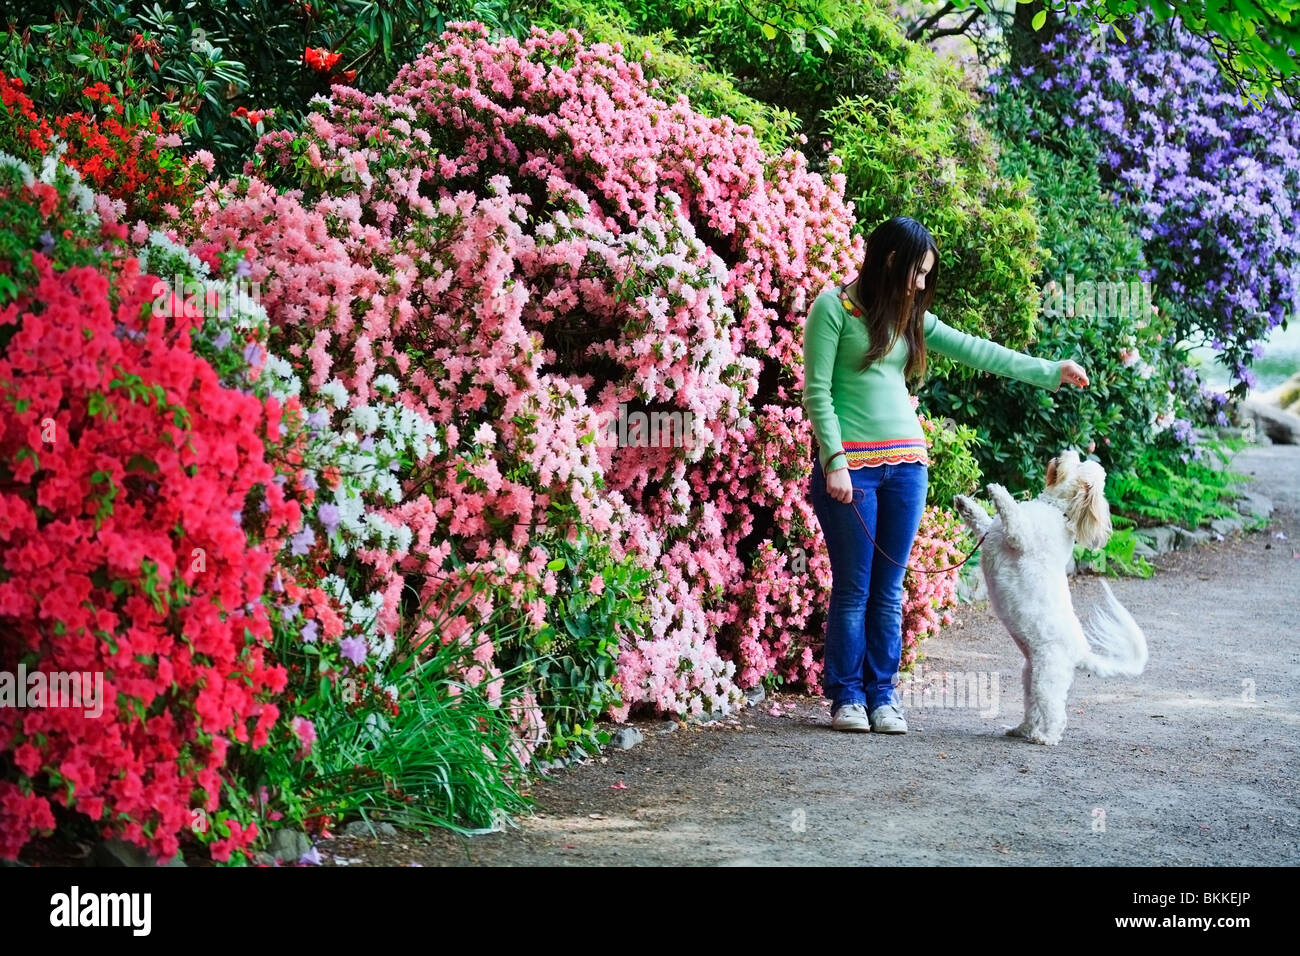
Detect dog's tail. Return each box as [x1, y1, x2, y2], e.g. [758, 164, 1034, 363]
[1078, 580, 1148, 678]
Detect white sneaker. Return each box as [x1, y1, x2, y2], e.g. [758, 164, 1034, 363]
[869, 703, 908, 734]
[831, 703, 871, 732]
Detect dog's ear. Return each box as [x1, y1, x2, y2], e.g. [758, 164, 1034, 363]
[1068, 476, 1112, 550]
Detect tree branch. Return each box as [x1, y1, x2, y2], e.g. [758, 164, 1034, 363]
[912, 7, 983, 43]
[907, 1, 958, 42]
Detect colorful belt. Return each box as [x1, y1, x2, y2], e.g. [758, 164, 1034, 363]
[840, 438, 930, 468]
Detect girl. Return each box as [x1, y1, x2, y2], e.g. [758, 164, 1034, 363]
[802, 217, 1089, 733]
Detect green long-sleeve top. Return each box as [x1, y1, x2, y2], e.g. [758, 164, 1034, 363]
[802, 286, 1062, 471]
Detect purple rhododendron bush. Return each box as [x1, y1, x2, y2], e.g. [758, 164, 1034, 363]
[1033, 14, 1300, 388]
[172, 22, 968, 731]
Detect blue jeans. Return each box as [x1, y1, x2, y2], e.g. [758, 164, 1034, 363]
[809, 454, 928, 713]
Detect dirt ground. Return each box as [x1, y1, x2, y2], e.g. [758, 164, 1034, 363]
[326, 444, 1300, 866]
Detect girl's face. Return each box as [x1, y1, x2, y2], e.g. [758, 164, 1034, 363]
[911, 250, 936, 295]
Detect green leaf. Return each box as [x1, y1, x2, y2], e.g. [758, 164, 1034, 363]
[1032, 9, 1047, 30]
[125, 453, 159, 474]
[547, 558, 566, 571]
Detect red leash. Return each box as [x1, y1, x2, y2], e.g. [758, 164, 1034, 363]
[848, 488, 988, 575]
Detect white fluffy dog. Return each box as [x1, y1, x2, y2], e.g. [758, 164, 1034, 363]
[952, 449, 1148, 745]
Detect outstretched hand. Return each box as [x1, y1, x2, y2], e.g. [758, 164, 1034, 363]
[1059, 360, 1089, 388]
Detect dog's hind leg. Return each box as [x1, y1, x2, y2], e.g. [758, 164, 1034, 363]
[1005, 657, 1033, 739]
[986, 483, 1029, 551]
[1020, 654, 1074, 746]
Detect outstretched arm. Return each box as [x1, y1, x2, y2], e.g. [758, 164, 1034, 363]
[923, 312, 1075, 391]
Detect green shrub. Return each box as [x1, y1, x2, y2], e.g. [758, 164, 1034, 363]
[1074, 528, 1154, 579]
[917, 69, 1213, 494]
[920, 407, 982, 509]
[494, 531, 654, 760]
[825, 87, 1041, 351]
[1, 3, 249, 169]
[1106, 439, 1247, 530]
[605, 0, 888, 148]
[921, 78, 1172, 488]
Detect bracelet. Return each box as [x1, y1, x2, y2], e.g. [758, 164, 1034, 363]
[824, 450, 847, 469]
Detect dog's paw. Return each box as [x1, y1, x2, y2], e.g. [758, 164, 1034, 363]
[986, 483, 1017, 508]
[953, 495, 988, 531]
[1003, 724, 1027, 738]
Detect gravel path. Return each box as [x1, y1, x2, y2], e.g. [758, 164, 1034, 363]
[332, 443, 1300, 866]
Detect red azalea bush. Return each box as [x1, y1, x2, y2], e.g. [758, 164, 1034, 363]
[0, 74, 46, 154]
[0, 72, 198, 222]
[0, 150, 299, 862]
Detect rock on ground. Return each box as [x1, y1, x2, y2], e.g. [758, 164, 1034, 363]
[1241, 398, 1300, 445]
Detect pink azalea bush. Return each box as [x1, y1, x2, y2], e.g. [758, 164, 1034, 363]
[174, 21, 966, 729]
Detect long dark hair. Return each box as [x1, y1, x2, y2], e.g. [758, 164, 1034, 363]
[853, 217, 940, 382]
